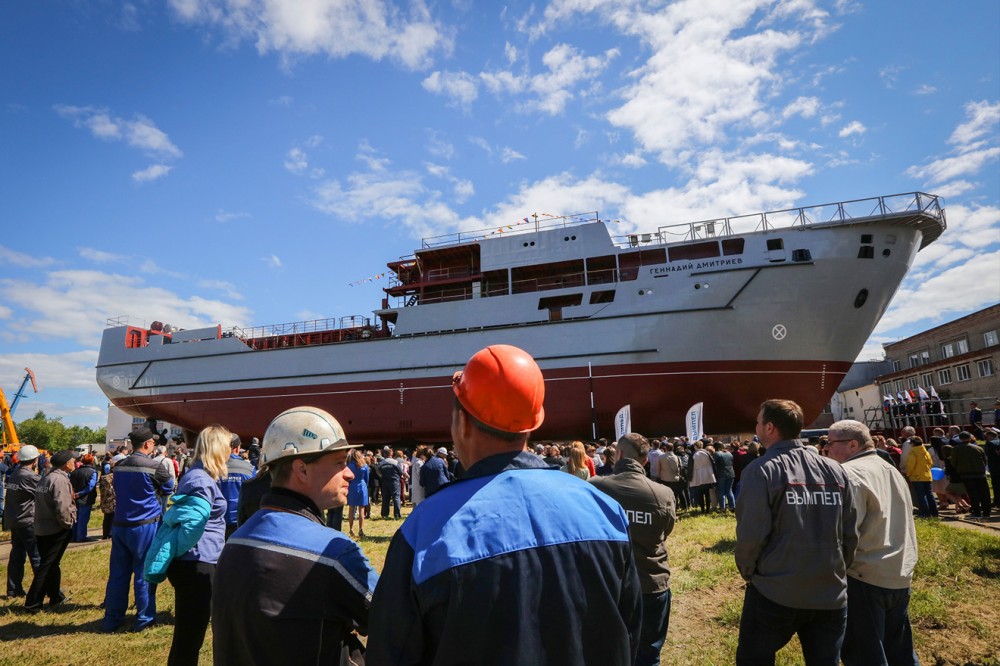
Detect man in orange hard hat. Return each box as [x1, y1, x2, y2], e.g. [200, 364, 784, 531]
[368, 344, 642, 665]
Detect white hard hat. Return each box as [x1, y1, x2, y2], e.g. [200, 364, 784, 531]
[259, 406, 352, 470]
[17, 445, 40, 462]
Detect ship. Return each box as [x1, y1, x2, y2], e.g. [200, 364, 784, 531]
[96, 192, 946, 444]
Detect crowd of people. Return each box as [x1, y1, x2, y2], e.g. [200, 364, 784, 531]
[2, 344, 997, 666]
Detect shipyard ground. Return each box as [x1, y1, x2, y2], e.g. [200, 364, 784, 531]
[1, 507, 998, 666]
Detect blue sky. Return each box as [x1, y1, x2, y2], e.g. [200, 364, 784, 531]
[1, 0, 998, 429]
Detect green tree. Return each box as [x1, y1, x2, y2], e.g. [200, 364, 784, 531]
[15, 411, 68, 451]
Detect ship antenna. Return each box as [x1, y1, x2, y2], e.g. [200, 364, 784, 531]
[532, 212, 539, 231]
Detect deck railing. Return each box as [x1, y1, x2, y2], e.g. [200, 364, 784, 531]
[230, 316, 370, 340]
[616, 191, 945, 247]
[420, 211, 601, 248]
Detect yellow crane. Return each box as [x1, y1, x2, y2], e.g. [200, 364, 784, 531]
[1, 367, 38, 452]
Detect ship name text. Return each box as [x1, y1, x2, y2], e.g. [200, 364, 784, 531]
[648, 257, 743, 276]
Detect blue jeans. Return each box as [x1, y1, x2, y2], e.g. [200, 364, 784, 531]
[73, 504, 92, 542]
[717, 477, 736, 510]
[736, 582, 847, 666]
[842, 577, 918, 666]
[911, 481, 937, 517]
[636, 588, 672, 666]
[103, 522, 159, 631]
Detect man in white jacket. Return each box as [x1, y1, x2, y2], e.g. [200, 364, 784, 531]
[826, 419, 918, 666]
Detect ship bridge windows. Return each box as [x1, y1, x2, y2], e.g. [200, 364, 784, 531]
[481, 269, 509, 297]
[721, 238, 745, 256]
[512, 259, 585, 294]
[586, 255, 617, 285]
[667, 241, 719, 263]
[619, 248, 666, 281]
[766, 239, 784, 251]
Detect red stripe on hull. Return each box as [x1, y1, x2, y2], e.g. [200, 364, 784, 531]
[112, 359, 850, 443]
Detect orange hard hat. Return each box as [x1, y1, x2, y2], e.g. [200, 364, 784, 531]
[453, 344, 545, 433]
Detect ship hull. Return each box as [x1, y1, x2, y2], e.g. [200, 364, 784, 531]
[106, 358, 849, 442]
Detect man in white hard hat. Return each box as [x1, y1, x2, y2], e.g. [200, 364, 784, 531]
[4, 445, 41, 598]
[212, 406, 379, 665]
[368, 344, 641, 665]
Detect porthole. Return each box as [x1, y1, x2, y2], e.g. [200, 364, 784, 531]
[694, 284, 701, 290]
[854, 289, 869, 308]
[882, 249, 891, 257]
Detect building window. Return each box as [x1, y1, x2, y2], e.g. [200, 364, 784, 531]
[938, 368, 952, 385]
[956, 364, 971, 382]
[882, 383, 894, 397]
[956, 339, 969, 354]
[920, 350, 930, 365]
[985, 330, 999, 347]
[941, 343, 954, 358]
[920, 373, 933, 387]
[907, 377, 918, 390]
[894, 380, 903, 393]
[977, 358, 994, 377]
[908, 354, 920, 369]
[891, 359, 901, 372]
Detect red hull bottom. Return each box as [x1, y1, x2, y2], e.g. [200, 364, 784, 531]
[112, 359, 850, 444]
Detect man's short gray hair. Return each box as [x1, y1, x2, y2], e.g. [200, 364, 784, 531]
[617, 433, 650, 461]
[902, 426, 915, 436]
[829, 420, 874, 449]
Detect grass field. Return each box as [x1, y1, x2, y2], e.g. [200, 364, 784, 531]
[2, 508, 998, 665]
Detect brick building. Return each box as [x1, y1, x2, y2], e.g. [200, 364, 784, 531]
[874, 303, 1000, 427]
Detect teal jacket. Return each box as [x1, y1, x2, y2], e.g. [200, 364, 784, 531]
[143, 493, 212, 584]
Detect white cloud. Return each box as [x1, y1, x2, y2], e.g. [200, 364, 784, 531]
[782, 96, 821, 119]
[0, 270, 252, 347]
[214, 210, 251, 223]
[0, 245, 56, 268]
[604, 0, 817, 166]
[838, 120, 866, 138]
[529, 44, 617, 115]
[269, 95, 293, 107]
[167, 0, 451, 70]
[55, 105, 182, 160]
[198, 279, 244, 300]
[873, 249, 1000, 334]
[948, 100, 1000, 148]
[284, 147, 309, 174]
[79, 247, 125, 263]
[0, 351, 101, 392]
[907, 147, 1000, 185]
[132, 164, 173, 182]
[284, 146, 325, 178]
[262, 255, 283, 269]
[501, 147, 526, 163]
[478, 43, 616, 115]
[914, 84, 936, 95]
[879, 64, 904, 89]
[426, 132, 455, 160]
[422, 70, 479, 107]
[424, 163, 474, 203]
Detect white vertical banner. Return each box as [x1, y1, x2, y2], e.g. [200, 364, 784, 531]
[614, 404, 632, 441]
[686, 402, 704, 442]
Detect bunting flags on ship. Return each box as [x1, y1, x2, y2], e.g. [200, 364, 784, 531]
[347, 271, 394, 287]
